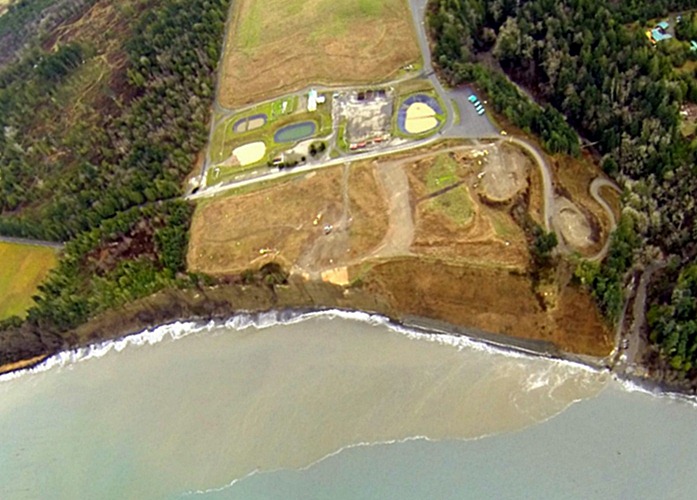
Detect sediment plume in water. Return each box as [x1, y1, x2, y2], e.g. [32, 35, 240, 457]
[0, 311, 608, 497]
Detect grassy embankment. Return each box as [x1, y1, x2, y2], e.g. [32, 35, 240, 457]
[0, 243, 58, 320]
[424, 154, 474, 226]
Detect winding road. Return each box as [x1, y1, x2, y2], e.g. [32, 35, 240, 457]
[589, 178, 622, 262]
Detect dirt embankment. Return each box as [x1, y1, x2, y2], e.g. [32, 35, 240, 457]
[1, 252, 613, 377]
[356, 257, 612, 357]
[64, 258, 611, 362]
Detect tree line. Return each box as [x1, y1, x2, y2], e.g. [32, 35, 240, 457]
[0, 0, 227, 241]
[428, 0, 697, 380]
[0, 0, 231, 365]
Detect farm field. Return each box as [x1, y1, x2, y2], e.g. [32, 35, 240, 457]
[0, 243, 58, 320]
[219, 0, 421, 107]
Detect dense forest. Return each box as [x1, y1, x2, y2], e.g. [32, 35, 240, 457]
[0, 0, 230, 364]
[428, 0, 697, 383]
[0, 0, 97, 68]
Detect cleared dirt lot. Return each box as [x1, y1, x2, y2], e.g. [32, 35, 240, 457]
[219, 0, 420, 107]
[554, 197, 593, 249]
[479, 143, 529, 203]
[187, 142, 614, 357]
[188, 163, 389, 276]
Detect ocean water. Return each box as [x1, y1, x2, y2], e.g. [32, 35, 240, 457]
[0, 312, 695, 499]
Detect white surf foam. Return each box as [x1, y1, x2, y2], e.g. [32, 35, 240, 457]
[0, 308, 605, 384]
[613, 374, 697, 408]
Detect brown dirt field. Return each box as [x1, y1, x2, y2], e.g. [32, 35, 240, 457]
[219, 0, 420, 107]
[347, 161, 390, 259]
[358, 257, 613, 356]
[405, 152, 529, 269]
[189, 169, 343, 274]
[552, 285, 614, 356]
[555, 197, 593, 249]
[480, 143, 529, 203]
[188, 163, 389, 275]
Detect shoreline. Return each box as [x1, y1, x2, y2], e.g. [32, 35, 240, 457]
[0, 306, 607, 382]
[0, 302, 683, 403]
[1, 274, 693, 399]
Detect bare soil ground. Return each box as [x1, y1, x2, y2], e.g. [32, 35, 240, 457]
[188, 141, 614, 357]
[479, 143, 529, 203]
[188, 163, 389, 276]
[554, 197, 593, 249]
[219, 0, 420, 107]
[357, 257, 613, 357]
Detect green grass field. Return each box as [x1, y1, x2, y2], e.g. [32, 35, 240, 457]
[0, 242, 58, 320]
[426, 155, 473, 225]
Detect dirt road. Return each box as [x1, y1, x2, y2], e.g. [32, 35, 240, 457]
[588, 178, 622, 262]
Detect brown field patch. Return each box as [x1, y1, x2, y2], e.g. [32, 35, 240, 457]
[358, 257, 613, 356]
[219, 0, 420, 107]
[346, 161, 390, 259]
[480, 143, 529, 203]
[554, 197, 593, 250]
[188, 162, 389, 275]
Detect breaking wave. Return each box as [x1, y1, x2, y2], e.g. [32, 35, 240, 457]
[1, 308, 604, 384]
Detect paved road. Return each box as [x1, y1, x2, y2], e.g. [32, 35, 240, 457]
[0, 236, 64, 250]
[189, 133, 444, 200]
[407, 0, 453, 130]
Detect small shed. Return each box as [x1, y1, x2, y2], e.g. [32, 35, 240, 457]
[308, 89, 318, 112]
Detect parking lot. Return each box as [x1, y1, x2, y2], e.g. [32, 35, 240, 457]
[446, 87, 499, 138]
